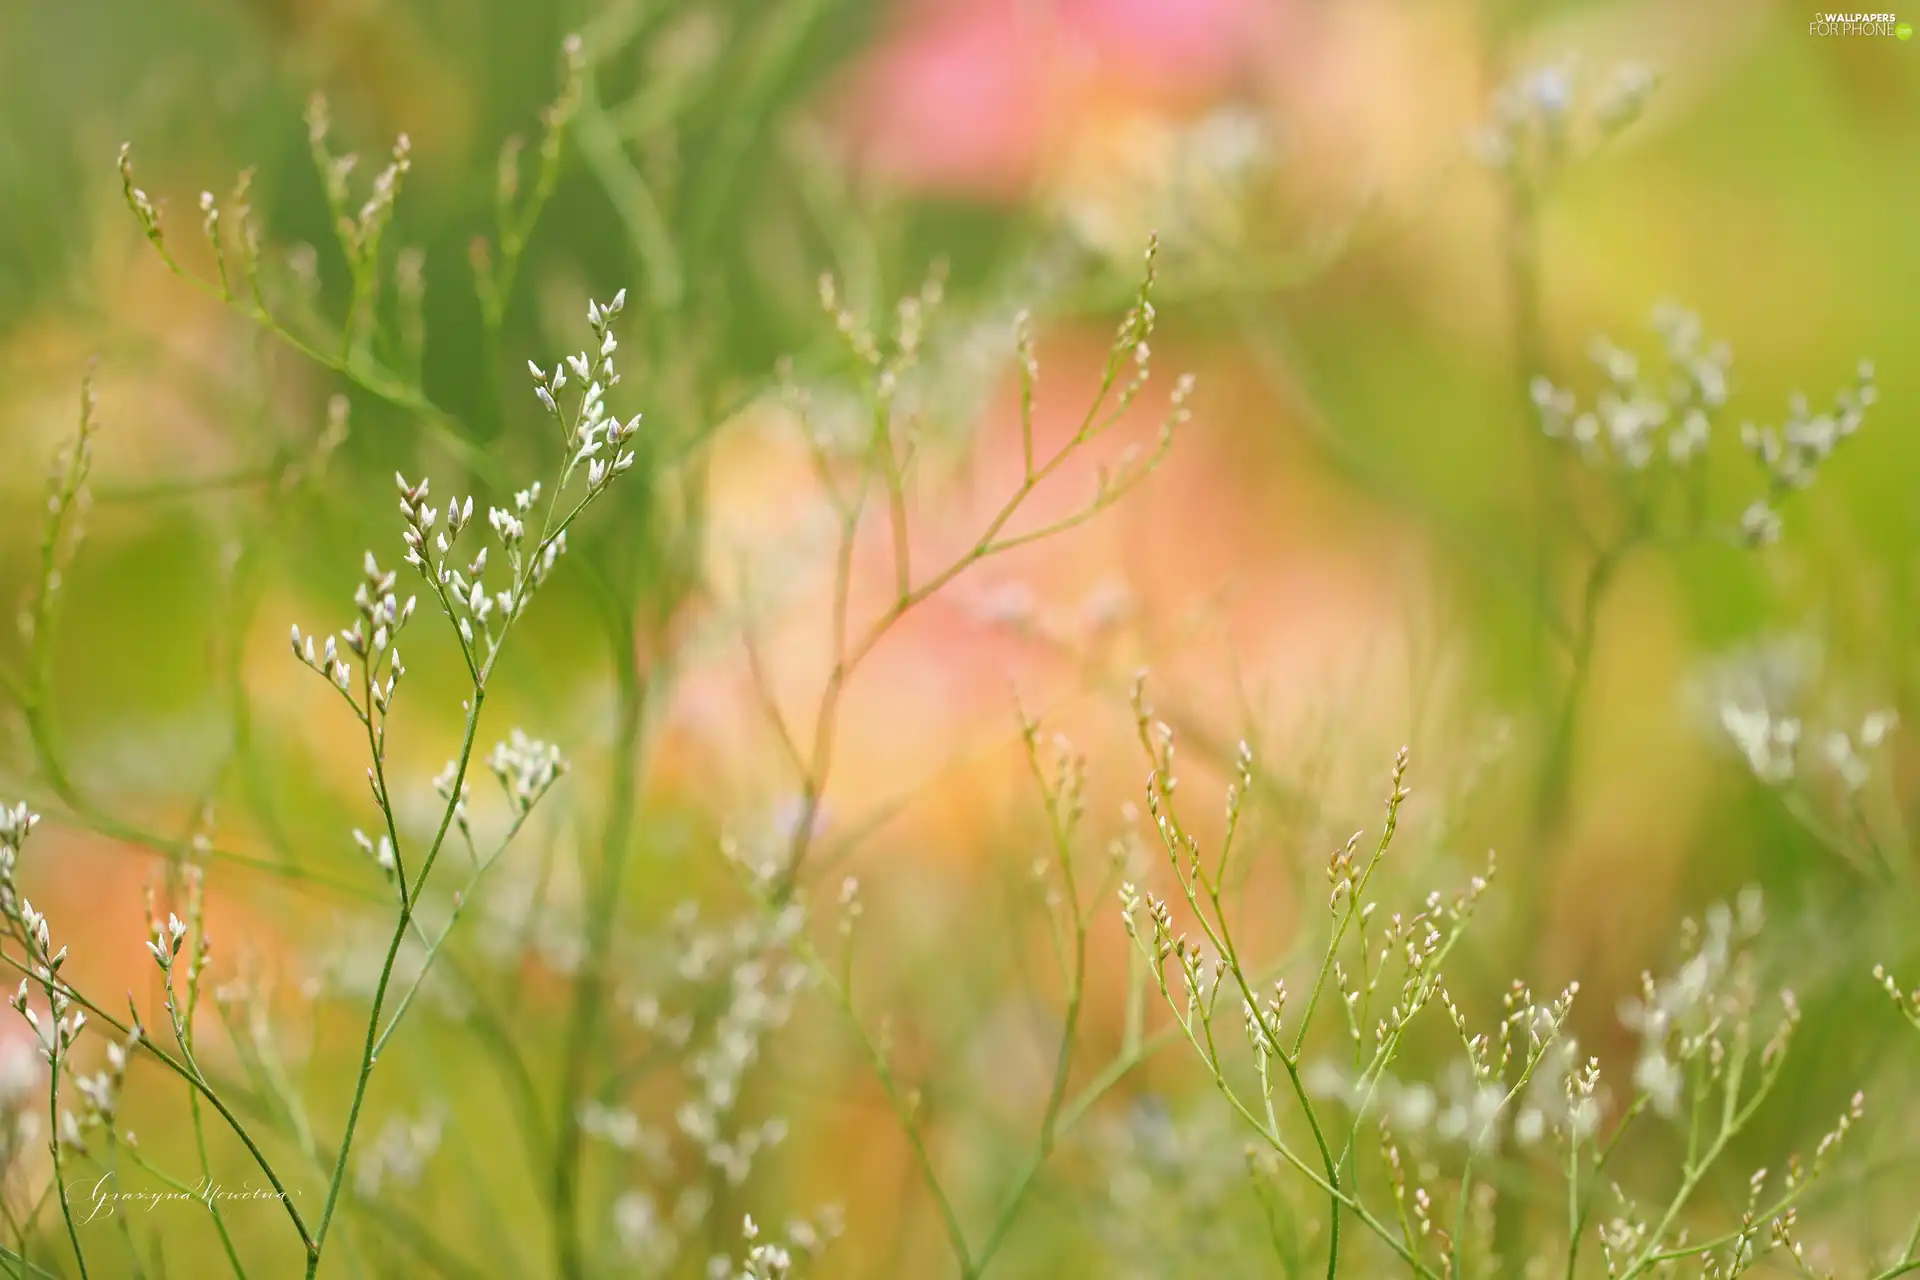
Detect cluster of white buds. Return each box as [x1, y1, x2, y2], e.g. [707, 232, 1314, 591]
[618, 898, 812, 1213]
[398, 472, 522, 658]
[1326, 974, 1572, 1153]
[678, 955, 807, 1187]
[1094, 235, 1161, 429]
[736, 1215, 791, 1280]
[1718, 701, 1801, 785]
[1819, 710, 1897, 793]
[144, 910, 189, 973]
[1345, 900, 1454, 1059]
[291, 550, 416, 712]
[1720, 698, 1896, 793]
[1599, 1213, 1651, 1270]
[0, 803, 37, 852]
[1620, 891, 1773, 1116]
[816, 273, 880, 368]
[1473, 60, 1658, 174]
[1535, 306, 1877, 550]
[1704, 1167, 1774, 1276]
[0, 802, 41, 915]
[350, 828, 398, 879]
[889, 264, 944, 373]
[16, 898, 62, 977]
[1531, 303, 1732, 473]
[1563, 1052, 1605, 1141]
[1326, 829, 1366, 912]
[723, 1208, 841, 1280]
[1738, 360, 1877, 544]
[72, 1021, 142, 1134]
[703, 958, 809, 1100]
[531, 290, 642, 493]
[1118, 881, 1178, 968]
[485, 729, 568, 815]
[0, 805, 98, 1126]
[490, 483, 539, 548]
[1767, 1211, 1823, 1274]
[117, 143, 165, 247]
[11, 941, 84, 1070]
[1242, 978, 1288, 1058]
[1807, 1090, 1866, 1180]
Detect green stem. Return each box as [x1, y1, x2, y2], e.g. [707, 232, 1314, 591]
[189, 1087, 248, 1278]
[307, 687, 487, 1276]
[48, 1049, 90, 1279]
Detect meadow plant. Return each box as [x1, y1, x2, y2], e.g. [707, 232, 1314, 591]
[6, 33, 1193, 1273]
[1, 12, 1915, 1280]
[1111, 694, 1920, 1278]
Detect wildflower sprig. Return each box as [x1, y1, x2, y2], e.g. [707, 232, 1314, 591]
[702, 248, 1192, 1280]
[1560, 895, 1845, 1280]
[47, 21, 1918, 1276]
[397, 297, 637, 685]
[115, 38, 593, 485]
[1473, 60, 1659, 184]
[756, 235, 1190, 896]
[303, 95, 412, 361]
[1418, 981, 1579, 1273]
[141, 864, 257, 1270]
[1700, 641, 1904, 880]
[1873, 963, 1920, 1032]
[588, 879, 813, 1274]
[1117, 678, 1480, 1277]
[758, 705, 1160, 1280]
[367, 731, 570, 1060]
[2, 844, 92, 1274]
[723, 1209, 842, 1280]
[292, 549, 419, 897]
[288, 294, 639, 1278]
[474, 35, 587, 345]
[19, 372, 99, 655]
[0, 372, 101, 821]
[1523, 307, 1882, 921]
[1737, 360, 1877, 546]
[527, 287, 643, 491]
[1529, 308, 1876, 549]
[3, 805, 294, 1278]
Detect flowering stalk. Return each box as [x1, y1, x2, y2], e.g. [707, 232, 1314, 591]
[298, 292, 640, 1277]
